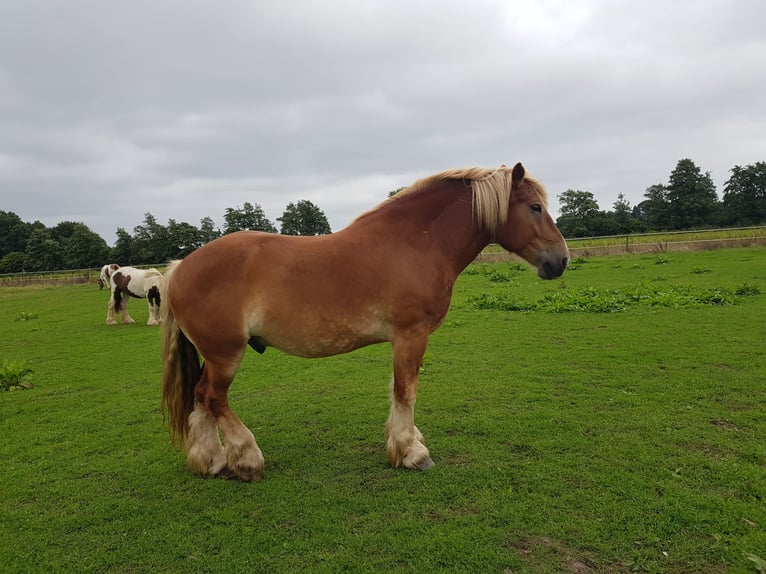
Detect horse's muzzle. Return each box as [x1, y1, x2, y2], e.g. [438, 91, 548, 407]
[538, 256, 568, 279]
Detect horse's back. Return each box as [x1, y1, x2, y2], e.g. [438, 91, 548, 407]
[169, 231, 429, 357]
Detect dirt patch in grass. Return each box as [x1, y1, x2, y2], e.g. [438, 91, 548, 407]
[709, 419, 742, 432]
[511, 536, 598, 573]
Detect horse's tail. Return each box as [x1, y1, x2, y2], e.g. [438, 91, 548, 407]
[160, 260, 201, 449]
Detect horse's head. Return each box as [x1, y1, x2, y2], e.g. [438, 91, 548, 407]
[494, 163, 569, 279]
[98, 263, 119, 290]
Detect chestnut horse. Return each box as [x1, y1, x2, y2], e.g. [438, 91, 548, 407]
[161, 163, 569, 481]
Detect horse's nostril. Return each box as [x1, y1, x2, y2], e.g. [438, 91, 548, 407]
[562, 257, 569, 269]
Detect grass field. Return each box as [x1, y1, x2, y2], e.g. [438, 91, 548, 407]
[1, 248, 764, 573]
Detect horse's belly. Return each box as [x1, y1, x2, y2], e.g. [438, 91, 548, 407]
[249, 308, 390, 359]
[272, 332, 384, 358]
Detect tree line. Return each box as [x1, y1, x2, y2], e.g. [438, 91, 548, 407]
[555, 159, 766, 237]
[2, 158, 764, 273]
[0, 200, 330, 273]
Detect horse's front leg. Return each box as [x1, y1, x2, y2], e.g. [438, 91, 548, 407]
[386, 334, 434, 470]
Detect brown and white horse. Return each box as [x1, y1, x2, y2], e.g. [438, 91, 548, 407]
[102, 265, 163, 326]
[98, 263, 120, 290]
[161, 163, 569, 481]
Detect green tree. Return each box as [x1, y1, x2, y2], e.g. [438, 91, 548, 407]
[0, 251, 25, 273]
[110, 227, 135, 264]
[722, 162, 766, 225]
[132, 213, 170, 263]
[558, 189, 600, 219]
[0, 211, 34, 258]
[636, 184, 670, 230]
[198, 216, 221, 244]
[50, 221, 79, 243]
[223, 202, 276, 234]
[611, 193, 638, 234]
[277, 200, 331, 236]
[665, 159, 719, 229]
[555, 189, 602, 237]
[23, 228, 64, 271]
[60, 223, 110, 268]
[167, 219, 203, 258]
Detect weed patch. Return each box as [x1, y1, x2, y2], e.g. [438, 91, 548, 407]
[0, 359, 33, 391]
[469, 283, 757, 313]
[736, 282, 762, 296]
[464, 262, 528, 284]
[567, 257, 588, 271]
[14, 311, 38, 322]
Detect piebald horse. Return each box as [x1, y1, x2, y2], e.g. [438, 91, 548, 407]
[161, 163, 569, 481]
[98, 263, 120, 290]
[101, 264, 163, 326]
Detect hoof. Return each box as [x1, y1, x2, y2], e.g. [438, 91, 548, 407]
[399, 456, 435, 471]
[415, 457, 435, 471]
[218, 464, 263, 482]
[401, 441, 435, 471]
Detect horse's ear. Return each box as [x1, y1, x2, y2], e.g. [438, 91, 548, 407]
[512, 162, 525, 187]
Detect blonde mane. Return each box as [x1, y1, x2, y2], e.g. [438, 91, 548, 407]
[367, 165, 548, 235]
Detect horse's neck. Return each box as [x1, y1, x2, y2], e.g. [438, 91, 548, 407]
[426, 189, 491, 273]
[352, 182, 490, 274]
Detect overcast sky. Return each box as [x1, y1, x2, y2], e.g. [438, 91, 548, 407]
[1, 0, 764, 244]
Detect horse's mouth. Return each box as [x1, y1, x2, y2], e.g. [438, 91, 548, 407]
[539, 257, 568, 280]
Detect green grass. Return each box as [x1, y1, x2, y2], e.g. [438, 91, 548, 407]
[1, 248, 765, 573]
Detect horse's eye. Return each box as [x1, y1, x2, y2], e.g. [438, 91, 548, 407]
[531, 204, 542, 213]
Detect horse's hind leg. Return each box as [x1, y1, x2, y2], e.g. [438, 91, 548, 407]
[146, 301, 160, 326]
[146, 286, 161, 326]
[193, 359, 264, 481]
[386, 334, 434, 470]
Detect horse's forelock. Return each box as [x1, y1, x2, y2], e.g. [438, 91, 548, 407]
[471, 168, 549, 236]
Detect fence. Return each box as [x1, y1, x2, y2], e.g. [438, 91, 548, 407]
[0, 265, 167, 287]
[474, 226, 766, 263]
[2, 227, 765, 285]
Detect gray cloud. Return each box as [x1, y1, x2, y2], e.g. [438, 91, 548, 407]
[1, 0, 764, 244]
